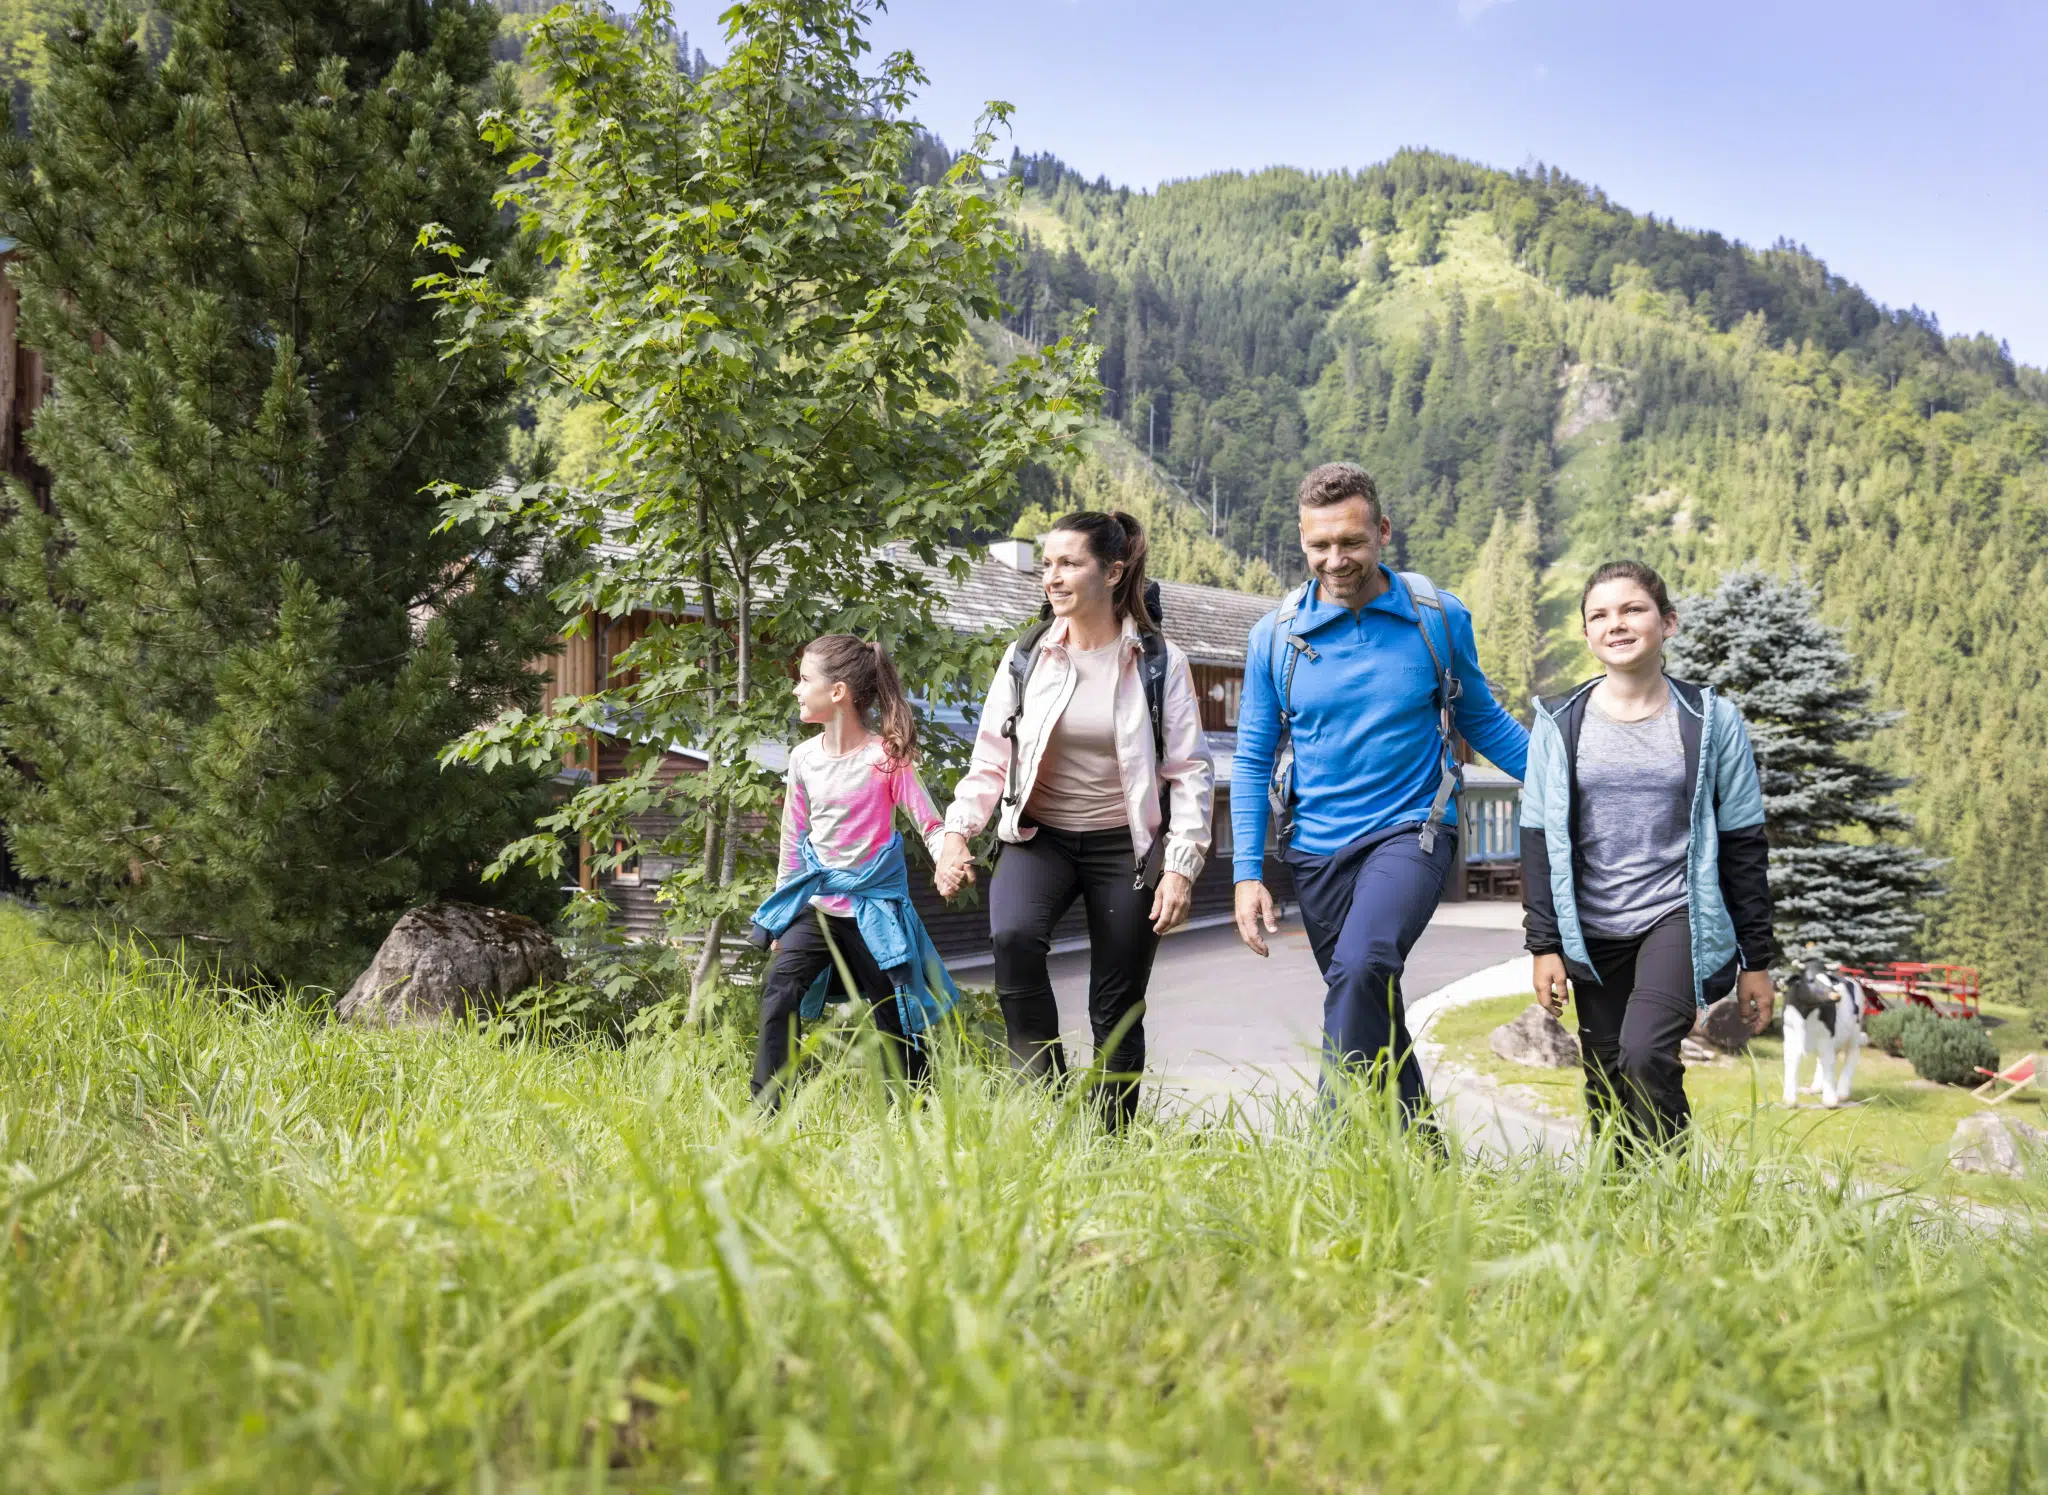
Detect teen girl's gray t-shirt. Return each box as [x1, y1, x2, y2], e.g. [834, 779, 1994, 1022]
[1573, 694, 1690, 940]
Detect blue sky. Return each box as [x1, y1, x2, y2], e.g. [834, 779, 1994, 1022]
[670, 2, 2046, 366]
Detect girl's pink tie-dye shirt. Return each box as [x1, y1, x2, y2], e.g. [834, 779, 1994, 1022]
[778, 735, 947, 916]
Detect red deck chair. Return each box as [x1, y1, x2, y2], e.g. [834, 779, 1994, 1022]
[1972, 1054, 2039, 1105]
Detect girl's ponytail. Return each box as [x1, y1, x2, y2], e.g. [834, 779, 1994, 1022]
[867, 640, 917, 770]
[803, 633, 918, 769]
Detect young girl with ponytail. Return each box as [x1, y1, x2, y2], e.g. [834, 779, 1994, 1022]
[746, 635, 958, 1109]
[936, 511, 1215, 1130]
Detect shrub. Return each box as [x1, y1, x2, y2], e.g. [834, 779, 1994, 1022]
[1865, 1006, 1913, 1057]
[1902, 1013, 2000, 1086]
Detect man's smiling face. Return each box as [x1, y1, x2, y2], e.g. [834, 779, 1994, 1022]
[1299, 496, 1391, 608]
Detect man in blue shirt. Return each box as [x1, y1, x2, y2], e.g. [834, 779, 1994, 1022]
[1232, 463, 1530, 1127]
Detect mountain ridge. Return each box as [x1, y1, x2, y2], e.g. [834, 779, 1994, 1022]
[994, 146, 2048, 997]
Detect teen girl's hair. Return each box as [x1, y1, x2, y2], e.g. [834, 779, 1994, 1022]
[1044, 510, 1160, 635]
[805, 634, 917, 768]
[1580, 559, 1675, 618]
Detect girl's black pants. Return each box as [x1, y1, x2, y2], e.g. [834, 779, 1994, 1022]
[1575, 907, 1697, 1149]
[989, 821, 1159, 1130]
[753, 910, 925, 1108]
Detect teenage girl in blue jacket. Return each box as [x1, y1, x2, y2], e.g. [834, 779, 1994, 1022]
[1520, 561, 1777, 1148]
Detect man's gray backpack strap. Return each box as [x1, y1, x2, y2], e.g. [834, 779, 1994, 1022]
[1265, 581, 1318, 846]
[1264, 572, 1463, 855]
[1401, 573, 1464, 855]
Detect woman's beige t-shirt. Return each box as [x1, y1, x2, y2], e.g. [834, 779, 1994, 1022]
[1025, 641, 1129, 832]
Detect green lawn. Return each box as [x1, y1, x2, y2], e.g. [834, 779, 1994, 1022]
[1431, 992, 2042, 1197]
[6, 905, 2048, 1491]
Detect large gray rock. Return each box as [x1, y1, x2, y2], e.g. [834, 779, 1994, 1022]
[338, 902, 566, 1026]
[1950, 1113, 2048, 1176]
[1490, 1004, 1581, 1068]
[1698, 994, 1753, 1054]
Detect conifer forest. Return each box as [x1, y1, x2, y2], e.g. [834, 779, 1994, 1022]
[995, 149, 2048, 999]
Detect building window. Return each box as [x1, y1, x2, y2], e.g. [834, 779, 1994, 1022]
[1202, 673, 1242, 729]
[610, 837, 642, 885]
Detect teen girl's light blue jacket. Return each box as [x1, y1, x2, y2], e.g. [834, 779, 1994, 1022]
[1519, 677, 1777, 1008]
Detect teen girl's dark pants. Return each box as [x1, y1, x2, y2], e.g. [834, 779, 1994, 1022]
[989, 821, 1159, 1130]
[753, 910, 925, 1108]
[1574, 907, 1697, 1150]
[1285, 821, 1456, 1126]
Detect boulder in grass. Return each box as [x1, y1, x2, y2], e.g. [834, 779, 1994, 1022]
[1698, 994, 1753, 1054]
[1489, 1004, 1581, 1068]
[1950, 1113, 2048, 1177]
[338, 902, 566, 1026]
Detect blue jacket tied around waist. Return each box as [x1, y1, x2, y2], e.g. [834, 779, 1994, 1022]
[747, 834, 960, 1037]
[1519, 676, 1777, 1008]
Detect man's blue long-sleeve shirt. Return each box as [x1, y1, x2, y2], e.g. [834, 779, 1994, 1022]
[1229, 569, 1530, 881]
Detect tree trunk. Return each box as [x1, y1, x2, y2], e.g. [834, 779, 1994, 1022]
[684, 563, 752, 1028]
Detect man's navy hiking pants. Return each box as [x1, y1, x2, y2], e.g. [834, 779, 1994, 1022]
[1284, 821, 1456, 1124]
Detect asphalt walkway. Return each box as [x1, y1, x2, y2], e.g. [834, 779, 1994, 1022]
[1039, 899, 1569, 1149]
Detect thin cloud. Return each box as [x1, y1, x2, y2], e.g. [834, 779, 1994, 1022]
[1457, 0, 1513, 22]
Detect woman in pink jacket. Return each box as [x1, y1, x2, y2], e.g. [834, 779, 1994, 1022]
[934, 512, 1215, 1129]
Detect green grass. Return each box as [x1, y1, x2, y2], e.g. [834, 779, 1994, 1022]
[6, 905, 2048, 1491]
[1433, 992, 2042, 1197]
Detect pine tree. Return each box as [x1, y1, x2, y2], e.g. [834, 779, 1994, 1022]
[1665, 570, 1940, 966]
[0, 0, 560, 987]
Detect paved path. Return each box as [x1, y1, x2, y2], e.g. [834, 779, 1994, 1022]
[1039, 900, 1560, 1147]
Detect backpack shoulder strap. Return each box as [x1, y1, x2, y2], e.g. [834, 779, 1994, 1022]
[1398, 572, 1463, 854]
[1000, 619, 1054, 809]
[1272, 579, 1318, 702]
[1139, 629, 1170, 769]
[1398, 572, 1456, 703]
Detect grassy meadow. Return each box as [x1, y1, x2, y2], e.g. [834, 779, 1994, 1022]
[1431, 992, 2042, 1199]
[4, 904, 2048, 1492]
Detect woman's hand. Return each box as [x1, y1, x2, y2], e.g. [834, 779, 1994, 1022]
[933, 832, 976, 899]
[1739, 969, 1776, 1035]
[1533, 953, 1570, 1017]
[1149, 870, 1192, 935]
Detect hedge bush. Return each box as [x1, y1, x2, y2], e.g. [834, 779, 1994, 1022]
[1864, 1006, 1913, 1057]
[1901, 1013, 1999, 1086]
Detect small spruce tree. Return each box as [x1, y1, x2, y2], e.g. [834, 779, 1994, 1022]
[1460, 499, 1541, 721]
[0, 1, 560, 986]
[1665, 569, 1940, 965]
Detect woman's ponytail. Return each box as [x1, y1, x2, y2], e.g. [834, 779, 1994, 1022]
[1108, 510, 1158, 635]
[803, 633, 919, 770]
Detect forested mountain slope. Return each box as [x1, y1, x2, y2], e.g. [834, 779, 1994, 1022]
[997, 149, 2048, 996]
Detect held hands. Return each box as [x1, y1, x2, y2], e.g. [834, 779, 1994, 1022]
[1234, 880, 1279, 957]
[1533, 953, 1570, 1017]
[1149, 870, 1192, 935]
[933, 832, 976, 899]
[1739, 968, 1776, 1035]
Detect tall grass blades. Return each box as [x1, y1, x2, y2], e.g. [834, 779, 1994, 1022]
[0, 906, 2043, 1490]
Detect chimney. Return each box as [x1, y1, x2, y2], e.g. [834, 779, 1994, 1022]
[988, 538, 1035, 572]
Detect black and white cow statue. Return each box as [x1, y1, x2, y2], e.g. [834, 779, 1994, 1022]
[1781, 961, 1869, 1109]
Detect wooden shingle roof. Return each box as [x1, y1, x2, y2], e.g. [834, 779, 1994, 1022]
[891, 545, 1279, 667]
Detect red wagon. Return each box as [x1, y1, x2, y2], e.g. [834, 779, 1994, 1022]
[1837, 962, 1981, 1020]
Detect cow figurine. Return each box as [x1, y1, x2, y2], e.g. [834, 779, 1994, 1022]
[1781, 961, 1869, 1109]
